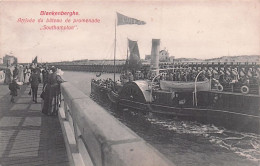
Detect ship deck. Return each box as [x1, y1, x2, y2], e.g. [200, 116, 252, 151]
[154, 89, 260, 97]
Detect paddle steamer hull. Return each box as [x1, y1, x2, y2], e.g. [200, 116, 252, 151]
[91, 80, 260, 133]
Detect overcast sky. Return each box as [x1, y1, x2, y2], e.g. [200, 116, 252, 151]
[0, 1, 259, 63]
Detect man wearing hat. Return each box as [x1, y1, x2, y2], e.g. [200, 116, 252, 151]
[29, 69, 41, 103]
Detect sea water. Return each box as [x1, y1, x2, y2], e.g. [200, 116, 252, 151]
[63, 71, 260, 166]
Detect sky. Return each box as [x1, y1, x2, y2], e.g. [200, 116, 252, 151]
[0, 1, 259, 63]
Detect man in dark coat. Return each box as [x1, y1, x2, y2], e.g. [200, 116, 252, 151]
[13, 66, 19, 79]
[35, 64, 41, 76]
[42, 66, 49, 88]
[29, 69, 41, 103]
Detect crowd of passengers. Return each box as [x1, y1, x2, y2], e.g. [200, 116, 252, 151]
[147, 68, 258, 87]
[93, 68, 260, 90]
[92, 78, 115, 88]
[155, 69, 209, 82]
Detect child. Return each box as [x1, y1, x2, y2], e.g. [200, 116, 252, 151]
[9, 78, 20, 103]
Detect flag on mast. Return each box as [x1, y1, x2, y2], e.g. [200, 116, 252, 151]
[32, 56, 38, 64]
[117, 12, 146, 26]
[128, 39, 140, 59]
[128, 39, 142, 70]
[114, 12, 145, 81]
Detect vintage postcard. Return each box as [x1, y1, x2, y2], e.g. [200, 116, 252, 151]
[0, 1, 259, 166]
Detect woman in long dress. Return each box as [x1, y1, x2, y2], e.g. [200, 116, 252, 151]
[42, 67, 64, 115]
[4, 67, 13, 84]
[17, 65, 24, 83]
[24, 67, 31, 84]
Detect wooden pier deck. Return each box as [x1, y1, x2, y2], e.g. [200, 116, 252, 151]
[0, 84, 69, 166]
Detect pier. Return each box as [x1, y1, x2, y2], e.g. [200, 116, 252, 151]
[0, 84, 69, 166]
[49, 62, 260, 77]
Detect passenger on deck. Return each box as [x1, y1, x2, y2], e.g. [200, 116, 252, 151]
[169, 73, 174, 81]
[176, 70, 181, 81]
[161, 72, 167, 80]
[205, 70, 212, 79]
[219, 72, 230, 86]
[197, 71, 208, 81]
[191, 70, 197, 81]
[249, 72, 259, 85]
[128, 71, 134, 82]
[172, 72, 176, 81]
[120, 71, 128, 84]
[181, 71, 188, 82]
[238, 75, 249, 86]
[186, 70, 192, 81]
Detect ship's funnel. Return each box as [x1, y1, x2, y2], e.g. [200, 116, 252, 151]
[150, 39, 160, 75]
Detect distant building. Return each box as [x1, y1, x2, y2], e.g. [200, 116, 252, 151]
[145, 49, 170, 62]
[3, 54, 17, 66]
[0, 57, 3, 64]
[159, 49, 170, 62]
[169, 56, 175, 63]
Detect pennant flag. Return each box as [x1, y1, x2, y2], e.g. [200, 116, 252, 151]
[117, 12, 146, 26]
[32, 56, 38, 64]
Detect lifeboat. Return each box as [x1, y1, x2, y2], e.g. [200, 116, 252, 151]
[159, 79, 211, 92]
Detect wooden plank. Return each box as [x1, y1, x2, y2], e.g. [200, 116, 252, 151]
[0, 84, 69, 166]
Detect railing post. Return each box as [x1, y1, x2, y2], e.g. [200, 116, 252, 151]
[64, 102, 69, 121]
[72, 120, 80, 153]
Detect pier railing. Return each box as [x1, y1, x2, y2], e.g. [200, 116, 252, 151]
[51, 62, 260, 78]
[53, 64, 124, 73]
[58, 82, 175, 166]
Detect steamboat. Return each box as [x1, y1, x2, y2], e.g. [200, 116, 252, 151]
[91, 39, 260, 134]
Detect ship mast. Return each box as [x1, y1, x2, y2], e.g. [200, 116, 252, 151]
[126, 39, 129, 67]
[113, 18, 117, 83]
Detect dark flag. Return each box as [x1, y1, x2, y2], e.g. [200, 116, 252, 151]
[128, 39, 142, 70]
[32, 56, 38, 64]
[129, 39, 140, 59]
[117, 12, 146, 26]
